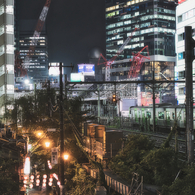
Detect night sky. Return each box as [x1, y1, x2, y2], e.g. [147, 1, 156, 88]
[19, 0, 106, 74]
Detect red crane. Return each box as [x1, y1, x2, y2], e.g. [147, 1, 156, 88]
[16, 0, 52, 77]
[128, 45, 150, 78]
[98, 28, 137, 67]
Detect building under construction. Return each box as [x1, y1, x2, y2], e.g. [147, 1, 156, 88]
[102, 0, 177, 106]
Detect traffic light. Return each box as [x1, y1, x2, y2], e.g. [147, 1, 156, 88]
[112, 94, 116, 102]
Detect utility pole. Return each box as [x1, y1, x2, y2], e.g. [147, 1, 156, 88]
[98, 84, 100, 123]
[152, 70, 156, 132]
[185, 26, 195, 164]
[59, 62, 65, 195]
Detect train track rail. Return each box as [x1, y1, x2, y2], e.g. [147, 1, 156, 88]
[122, 130, 188, 160]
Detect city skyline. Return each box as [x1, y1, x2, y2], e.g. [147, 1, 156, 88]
[18, 0, 106, 75]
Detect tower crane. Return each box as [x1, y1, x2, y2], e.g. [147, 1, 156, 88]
[16, 0, 52, 78]
[98, 28, 137, 81]
[128, 45, 150, 78]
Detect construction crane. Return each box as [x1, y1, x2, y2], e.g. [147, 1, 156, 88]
[16, 0, 52, 79]
[128, 45, 150, 78]
[98, 28, 137, 81]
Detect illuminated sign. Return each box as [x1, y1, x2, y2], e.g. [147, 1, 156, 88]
[49, 62, 64, 76]
[70, 73, 82, 82]
[78, 64, 95, 75]
[24, 157, 30, 175]
[178, 0, 186, 4]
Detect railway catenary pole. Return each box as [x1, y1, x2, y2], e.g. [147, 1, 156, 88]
[59, 62, 65, 195]
[152, 70, 156, 132]
[98, 84, 100, 123]
[185, 26, 195, 164]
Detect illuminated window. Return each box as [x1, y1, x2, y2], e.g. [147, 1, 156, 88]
[0, 45, 5, 56]
[6, 25, 13, 34]
[6, 45, 14, 54]
[178, 52, 185, 60]
[6, 5, 13, 14]
[6, 65, 14, 74]
[0, 25, 4, 36]
[0, 5, 4, 15]
[158, 112, 164, 119]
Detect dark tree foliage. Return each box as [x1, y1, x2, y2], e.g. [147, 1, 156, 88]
[0, 155, 20, 195]
[108, 134, 181, 187]
[3, 89, 98, 192]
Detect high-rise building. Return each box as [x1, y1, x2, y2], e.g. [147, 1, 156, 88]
[0, 0, 15, 117]
[175, 0, 195, 104]
[105, 0, 177, 105]
[16, 20, 49, 84]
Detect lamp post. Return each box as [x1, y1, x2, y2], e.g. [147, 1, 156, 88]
[63, 153, 69, 195]
[44, 140, 51, 192]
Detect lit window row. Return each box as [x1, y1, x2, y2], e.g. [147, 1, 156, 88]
[140, 27, 175, 35]
[106, 15, 175, 30]
[106, 11, 119, 18]
[0, 5, 14, 16]
[107, 28, 123, 35]
[106, 34, 123, 42]
[126, 0, 147, 6]
[106, 5, 119, 12]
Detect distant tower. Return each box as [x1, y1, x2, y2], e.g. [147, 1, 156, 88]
[0, 0, 15, 118]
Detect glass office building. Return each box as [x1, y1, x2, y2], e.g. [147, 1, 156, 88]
[105, 0, 177, 105]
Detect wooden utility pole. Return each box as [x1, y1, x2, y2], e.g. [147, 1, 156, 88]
[59, 62, 65, 195]
[185, 26, 195, 164]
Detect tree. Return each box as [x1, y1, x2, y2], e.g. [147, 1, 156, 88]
[0, 154, 20, 195]
[108, 134, 155, 182]
[68, 163, 96, 195]
[161, 165, 195, 195]
[108, 134, 182, 186]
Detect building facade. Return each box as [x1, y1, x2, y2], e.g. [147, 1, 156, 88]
[105, 0, 177, 106]
[0, 0, 15, 117]
[175, 0, 195, 104]
[16, 20, 48, 83]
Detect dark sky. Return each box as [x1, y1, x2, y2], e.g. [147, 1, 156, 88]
[19, 0, 106, 74]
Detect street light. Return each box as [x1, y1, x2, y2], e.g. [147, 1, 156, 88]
[63, 154, 69, 161]
[63, 153, 69, 195]
[45, 141, 50, 148]
[43, 139, 51, 192]
[36, 131, 43, 138]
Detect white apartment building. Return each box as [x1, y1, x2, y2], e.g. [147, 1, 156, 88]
[175, 0, 195, 104]
[0, 0, 14, 117]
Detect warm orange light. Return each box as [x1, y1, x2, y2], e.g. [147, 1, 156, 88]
[45, 141, 50, 148]
[63, 154, 69, 160]
[37, 132, 42, 137]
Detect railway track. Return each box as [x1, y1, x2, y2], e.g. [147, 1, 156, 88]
[122, 129, 188, 160]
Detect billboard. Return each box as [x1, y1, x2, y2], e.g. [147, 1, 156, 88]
[70, 73, 83, 82]
[49, 62, 64, 76]
[78, 64, 95, 75]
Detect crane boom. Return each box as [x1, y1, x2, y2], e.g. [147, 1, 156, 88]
[98, 28, 137, 66]
[23, 0, 51, 67]
[117, 28, 137, 54]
